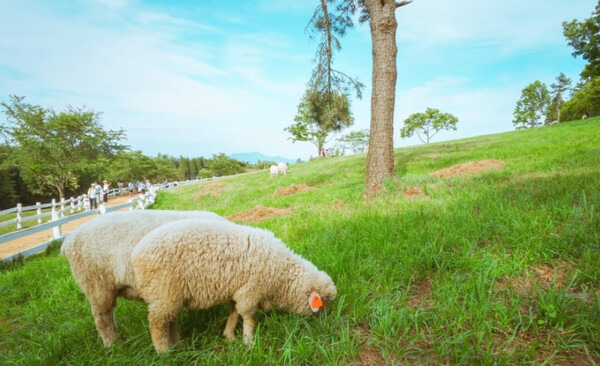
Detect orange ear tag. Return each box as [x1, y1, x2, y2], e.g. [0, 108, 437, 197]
[312, 296, 323, 308]
[310, 293, 323, 312]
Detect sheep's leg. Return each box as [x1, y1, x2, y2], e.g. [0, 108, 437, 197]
[168, 321, 180, 346]
[148, 303, 178, 354]
[90, 293, 118, 347]
[223, 308, 239, 340]
[241, 314, 256, 346]
[233, 289, 259, 345]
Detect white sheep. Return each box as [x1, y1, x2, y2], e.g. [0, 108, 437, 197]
[60, 209, 225, 347]
[277, 162, 288, 175]
[270, 164, 278, 177]
[131, 218, 337, 354]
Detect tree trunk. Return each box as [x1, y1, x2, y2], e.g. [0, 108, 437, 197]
[365, 0, 398, 195]
[57, 185, 65, 202]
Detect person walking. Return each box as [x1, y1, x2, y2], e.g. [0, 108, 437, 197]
[102, 180, 111, 202]
[88, 183, 97, 210]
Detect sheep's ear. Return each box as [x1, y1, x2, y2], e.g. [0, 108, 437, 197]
[308, 291, 323, 313]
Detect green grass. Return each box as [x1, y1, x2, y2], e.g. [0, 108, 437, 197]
[1, 118, 599, 365]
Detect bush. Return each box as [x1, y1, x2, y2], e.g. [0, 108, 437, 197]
[561, 77, 600, 121]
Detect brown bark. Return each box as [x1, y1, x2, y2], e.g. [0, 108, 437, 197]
[364, 0, 400, 195]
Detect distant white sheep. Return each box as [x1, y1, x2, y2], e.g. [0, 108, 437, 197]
[131, 219, 337, 354]
[270, 164, 278, 177]
[277, 162, 288, 175]
[60, 210, 225, 347]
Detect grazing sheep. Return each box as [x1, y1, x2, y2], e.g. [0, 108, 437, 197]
[131, 219, 337, 354]
[277, 162, 288, 175]
[270, 164, 278, 177]
[61, 209, 225, 347]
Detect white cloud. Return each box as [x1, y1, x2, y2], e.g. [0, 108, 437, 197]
[0, 0, 594, 161]
[396, 0, 596, 52]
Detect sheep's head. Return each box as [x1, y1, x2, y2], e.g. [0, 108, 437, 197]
[304, 270, 337, 316]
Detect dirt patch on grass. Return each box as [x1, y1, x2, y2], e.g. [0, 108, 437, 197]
[431, 159, 505, 178]
[490, 329, 600, 365]
[496, 261, 576, 294]
[0, 317, 21, 333]
[227, 205, 293, 223]
[273, 184, 315, 196]
[355, 344, 386, 366]
[407, 277, 433, 308]
[332, 199, 346, 211]
[192, 183, 227, 199]
[352, 326, 386, 366]
[401, 186, 428, 201]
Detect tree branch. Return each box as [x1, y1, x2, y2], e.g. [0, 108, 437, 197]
[396, 1, 413, 9]
[320, 0, 333, 92]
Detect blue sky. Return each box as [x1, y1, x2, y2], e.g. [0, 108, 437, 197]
[0, 0, 594, 160]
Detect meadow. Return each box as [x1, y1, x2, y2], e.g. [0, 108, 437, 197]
[1, 118, 599, 365]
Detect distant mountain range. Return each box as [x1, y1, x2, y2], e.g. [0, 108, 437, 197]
[229, 152, 297, 165]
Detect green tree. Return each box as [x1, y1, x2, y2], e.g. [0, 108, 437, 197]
[1, 96, 127, 200]
[400, 108, 458, 144]
[0, 145, 19, 208]
[307, 0, 364, 97]
[548, 73, 572, 123]
[105, 151, 179, 185]
[561, 76, 600, 121]
[178, 157, 191, 180]
[512, 81, 551, 128]
[337, 129, 370, 153]
[308, 0, 412, 194]
[207, 153, 247, 177]
[285, 89, 354, 155]
[563, 1, 600, 79]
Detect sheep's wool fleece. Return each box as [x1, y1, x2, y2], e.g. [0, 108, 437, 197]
[131, 219, 336, 315]
[61, 210, 224, 296]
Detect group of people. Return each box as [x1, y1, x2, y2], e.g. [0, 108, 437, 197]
[310, 147, 334, 161]
[83, 179, 155, 211]
[128, 179, 153, 196]
[319, 147, 331, 158]
[85, 180, 111, 211]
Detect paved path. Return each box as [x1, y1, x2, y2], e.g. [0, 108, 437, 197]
[0, 195, 136, 259]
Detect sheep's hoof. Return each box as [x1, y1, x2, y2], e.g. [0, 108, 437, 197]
[223, 332, 236, 341]
[243, 337, 255, 347]
[101, 339, 115, 348]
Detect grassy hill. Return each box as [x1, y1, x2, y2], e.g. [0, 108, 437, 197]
[1, 118, 599, 364]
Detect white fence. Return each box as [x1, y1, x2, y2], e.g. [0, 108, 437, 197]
[0, 186, 136, 231]
[0, 173, 257, 263]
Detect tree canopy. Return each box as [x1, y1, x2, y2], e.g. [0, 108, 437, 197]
[285, 89, 354, 155]
[1, 96, 127, 200]
[400, 108, 458, 144]
[306, 0, 364, 97]
[563, 1, 600, 80]
[548, 73, 572, 123]
[337, 129, 370, 154]
[512, 81, 551, 128]
[560, 76, 600, 121]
